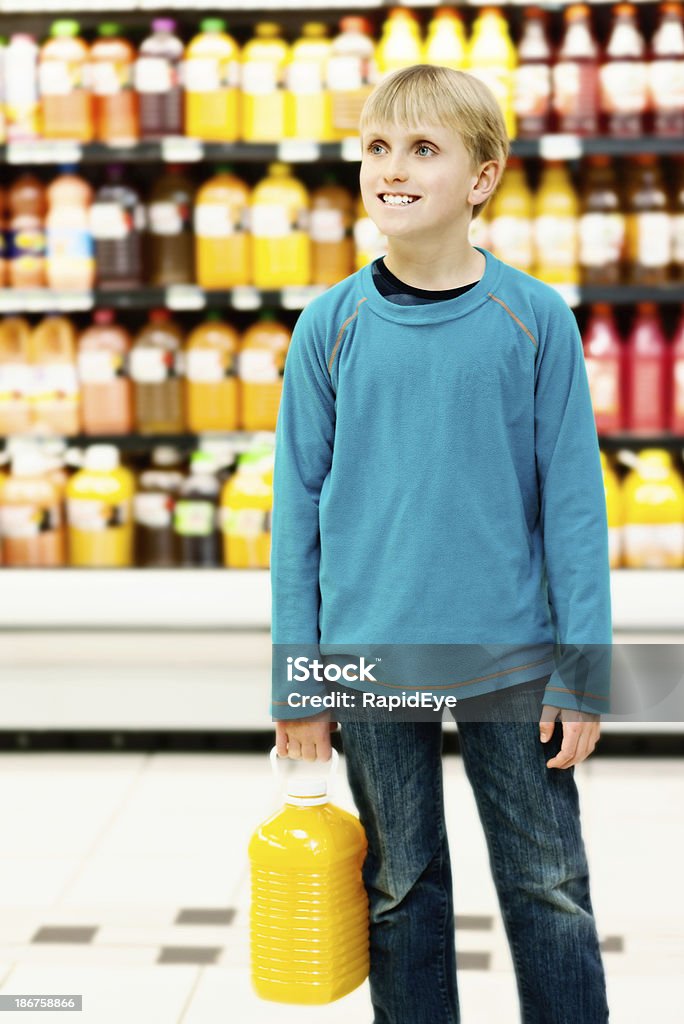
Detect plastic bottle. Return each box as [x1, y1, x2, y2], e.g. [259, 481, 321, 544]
[327, 17, 378, 140]
[285, 23, 333, 142]
[135, 19, 184, 140]
[39, 20, 93, 142]
[45, 170, 94, 292]
[600, 4, 648, 138]
[185, 313, 239, 432]
[90, 23, 139, 145]
[134, 446, 184, 567]
[184, 19, 240, 142]
[7, 174, 46, 289]
[514, 8, 553, 138]
[673, 157, 684, 283]
[0, 449, 66, 567]
[532, 161, 579, 285]
[5, 34, 40, 142]
[241, 23, 289, 143]
[0, 317, 33, 435]
[467, 7, 517, 140]
[553, 5, 600, 135]
[671, 307, 684, 431]
[376, 8, 423, 78]
[579, 155, 626, 286]
[30, 315, 80, 436]
[66, 444, 134, 567]
[77, 309, 133, 435]
[582, 304, 624, 435]
[353, 193, 387, 270]
[488, 157, 534, 273]
[250, 748, 369, 1005]
[625, 154, 672, 286]
[600, 451, 623, 568]
[221, 447, 273, 568]
[0, 188, 6, 288]
[146, 165, 194, 286]
[130, 309, 184, 434]
[239, 313, 291, 430]
[621, 449, 684, 568]
[194, 167, 251, 289]
[251, 163, 310, 288]
[174, 450, 221, 568]
[310, 176, 355, 286]
[624, 303, 669, 434]
[650, 2, 684, 136]
[0, 38, 5, 145]
[424, 7, 467, 70]
[90, 165, 144, 290]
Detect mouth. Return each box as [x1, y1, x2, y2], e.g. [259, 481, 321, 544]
[377, 193, 422, 208]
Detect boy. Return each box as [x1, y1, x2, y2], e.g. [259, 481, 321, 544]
[270, 65, 611, 1023]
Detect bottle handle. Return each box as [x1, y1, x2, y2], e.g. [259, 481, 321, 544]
[270, 745, 339, 792]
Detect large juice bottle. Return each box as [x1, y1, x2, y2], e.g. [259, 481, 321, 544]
[8, 174, 46, 289]
[241, 22, 289, 143]
[579, 155, 625, 286]
[671, 306, 684, 431]
[77, 308, 133, 435]
[625, 154, 671, 286]
[0, 317, 33, 435]
[30, 314, 80, 436]
[45, 170, 94, 292]
[353, 193, 387, 270]
[514, 7, 553, 138]
[488, 156, 534, 273]
[467, 7, 517, 140]
[600, 3, 648, 138]
[134, 445, 184, 567]
[184, 19, 239, 142]
[285, 22, 333, 142]
[552, 5, 600, 135]
[90, 23, 139, 145]
[146, 165, 194, 286]
[532, 161, 579, 285]
[239, 312, 290, 430]
[66, 444, 134, 567]
[90, 164, 144, 290]
[582, 303, 624, 434]
[173, 450, 221, 567]
[194, 167, 250, 289]
[424, 7, 467, 70]
[650, 2, 684, 137]
[220, 447, 273, 568]
[0, 449, 66, 567]
[5, 34, 40, 141]
[130, 309, 184, 434]
[251, 163, 310, 288]
[327, 17, 378, 140]
[376, 8, 423, 78]
[621, 449, 684, 568]
[135, 19, 184, 140]
[39, 20, 93, 142]
[310, 176, 355, 285]
[624, 303, 669, 433]
[600, 451, 623, 568]
[184, 313, 239, 432]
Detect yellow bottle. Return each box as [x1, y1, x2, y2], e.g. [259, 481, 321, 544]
[250, 748, 369, 1005]
[66, 444, 134, 567]
[424, 7, 467, 69]
[621, 449, 684, 568]
[238, 312, 291, 431]
[184, 19, 240, 142]
[185, 314, 239, 433]
[194, 167, 251, 289]
[241, 22, 289, 143]
[353, 193, 387, 270]
[600, 451, 623, 569]
[220, 447, 272, 568]
[376, 8, 423, 78]
[532, 161, 579, 285]
[327, 16, 378, 141]
[250, 163, 310, 288]
[0, 316, 33, 436]
[466, 7, 517, 139]
[488, 156, 534, 273]
[285, 23, 333, 142]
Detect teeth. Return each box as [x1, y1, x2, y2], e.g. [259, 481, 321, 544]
[381, 194, 417, 205]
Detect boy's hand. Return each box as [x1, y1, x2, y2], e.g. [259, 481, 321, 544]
[539, 705, 601, 769]
[275, 710, 338, 762]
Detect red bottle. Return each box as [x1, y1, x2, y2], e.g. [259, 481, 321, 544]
[583, 303, 624, 434]
[513, 8, 553, 137]
[599, 3, 649, 137]
[650, 2, 684, 137]
[671, 306, 684, 432]
[552, 4, 600, 135]
[624, 303, 669, 433]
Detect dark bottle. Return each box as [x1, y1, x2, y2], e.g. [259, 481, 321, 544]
[552, 4, 600, 135]
[130, 308, 185, 434]
[135, 18, 184, 140]
[90, 164, 144, 289]
[673, 156, 684, 283]
[513, 8, 553, 137]
[134, 446, 185, 567]
[579, 155, 626, 286]
[625, 154, 672, 286]
[145, 165, 195, 285]
[174, 451, 221, 567]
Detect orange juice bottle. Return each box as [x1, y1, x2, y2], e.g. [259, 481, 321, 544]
[45, 170, 95, 292]
[376, 8, 423, 78]
[250, 163, 310, 288]
[488, 156, 534, 273]
[194, 167, 251, 289]
[130, 309, 184, 434]
[39, 20, 93, 142]
[424, 7, 467, 69]
[353, 193, 387, 269]
[5, 33, 40, 142]
[327, 16, 378, 140]
[220, 447, 273, 568]
[8, 174, 47, 289]
[90, 23, 139, 145]
[184, 19, 239, 142]
[30, 315, 80, 436]
[310, 176, 355, 285]
[185, 313, 239, 432]
[285, 23, 333, 142]
[0, 316, 33, 435]
[621, 449, 684, 568]
[239, 312, 290, 430]
[241, 23, 289, 143]
[532, 161, 579, 285]
[66, 443, 134, 567]
[600, 451, 623, 569]
[77, 309, 133, 435]
[0, 449, 66, 567]
[467, 7, 517, 140]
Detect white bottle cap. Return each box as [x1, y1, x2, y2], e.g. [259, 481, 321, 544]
[12, 450, 47, 478]
[84, 444, 119, 472]
[285, 777, 329, 807]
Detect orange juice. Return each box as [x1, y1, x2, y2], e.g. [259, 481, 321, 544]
[251, 163, 310, 288]
[310, 176, 355, 285]
[30, 315, 80, 436]
[532, 161, 579, 285]
[39, 20, 93, 142]
[66, 444, 133, 567]
[220, 448, 272, 568]
[376, 8, 423, 78]
[185, 313, 239, 432]
[424, 7, 467, 69]
[241, 22, 289, 143]
[600, 451, 623, 568]
[621, 449, 684, 568]
[239, 313, 290, 430]
[45, 171, 94, 292]
[327, 17, 377, 139]
[0, 316, 33, 435]
[91, 23, 139, 145]
[489, 156, 534, 273]
[467, 7, 517, 139]
[194, 168, 251, 288]
[285, 23, 333, 141]
[353, 193, 387, 269]
[0, 449, 66, 567]
[184, 19, 240, 142]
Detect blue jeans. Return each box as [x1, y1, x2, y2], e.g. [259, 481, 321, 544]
[336, 677, 609, 1024]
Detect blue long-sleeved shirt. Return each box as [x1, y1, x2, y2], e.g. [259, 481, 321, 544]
[270, 247, 612, 718]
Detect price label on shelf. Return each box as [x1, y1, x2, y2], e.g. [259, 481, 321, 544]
[6, 289, 53, 312]
[55, 291, 94, 312]
[231, 286, 262, 311]
[276, 140, 320, 163]
[551, 284, 580, 309]
[281, 285, 326, 310]
[166, 285, 206, 311]
[340, 136, 362, 162]
[7, 140, 82, 165]
[539, 135, 583, 161]
[161, 137, 204, 163]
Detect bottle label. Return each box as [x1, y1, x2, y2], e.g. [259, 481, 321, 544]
[489, 216, 534, 270]
[552, 62, 597, 117]
[250, 203, 291, 238]
[241, 60, 279, 95]
[134, 491, 173, 529]
[533, 215, 577, 268]
[584, 357, 620, 414]
[600, 61, 648, 113]
[90, 202, 130, 241]
[635, 212, 671, 267]
[183, 57, 219, 92]
[0, 503, 61, 538]
[39, 59, 84, 96]
[148, 201, 183, 237]
[310, 208, 345, 244]
[221, 506, 269, 537]
[129, 347, 172, 384]
[649, 60, 684, 110]
[579, 212, 625, 267]
[467, 68, 511, 110]
[286, 60, 323, 95]
[623, 523, 684, 568]
[238, 348, 279, 383]
[0, 363, 32, 399]
[513, 65, 551, 117]
[672, 213, 684, 264]
[194, 203, 235, 238]
[91, 60, 132, 96]
[326, 56, 362, 91]
[174, 500, 216, 537]
[8, 227, 46, 260]
[68, 497, 129, 532]
[31, 364, 79, 405]
[135, 56, 172, 94]
[47, 226, 94, 262]
[186, 348, 234, 382]
[78, 350, 125, 384]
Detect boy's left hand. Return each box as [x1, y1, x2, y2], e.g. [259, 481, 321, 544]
[539, 705, 601, 769]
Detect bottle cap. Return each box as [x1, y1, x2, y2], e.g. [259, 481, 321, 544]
[12, 450, 47, 478]
[98, 23, 121, 38]
[152, 18, 176, 33]
[303, 22, 328, 36]
[200, 18, 226, 33]
[339, 16, 373, 34]
[94, 308, 115, 326]
[256, 22, 281, 36]
[151, 446, 183, 467]
[51, 20, 80, 38]
[190, 451, 217, 474]
[84, 445, 119, 472]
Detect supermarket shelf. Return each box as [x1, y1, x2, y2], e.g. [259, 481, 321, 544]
[600, 434, 684, 452]
[0, 432, 275, 453]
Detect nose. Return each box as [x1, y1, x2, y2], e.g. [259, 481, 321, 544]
[384, 153, 409, 183]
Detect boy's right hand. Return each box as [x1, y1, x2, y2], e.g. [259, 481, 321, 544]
[275, 711, 338, 762]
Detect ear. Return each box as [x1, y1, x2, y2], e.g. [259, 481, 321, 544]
[469, 160, 502, 210]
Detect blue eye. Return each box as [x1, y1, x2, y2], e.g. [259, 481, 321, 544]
[417, 145, 433, 156]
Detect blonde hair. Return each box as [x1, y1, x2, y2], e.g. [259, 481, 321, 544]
[359, 64, 510, 219]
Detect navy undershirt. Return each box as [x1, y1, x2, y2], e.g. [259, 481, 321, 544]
[372, 256, 480, 305]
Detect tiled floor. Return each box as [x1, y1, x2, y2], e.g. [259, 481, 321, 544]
[0, 750, 682, 1023]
